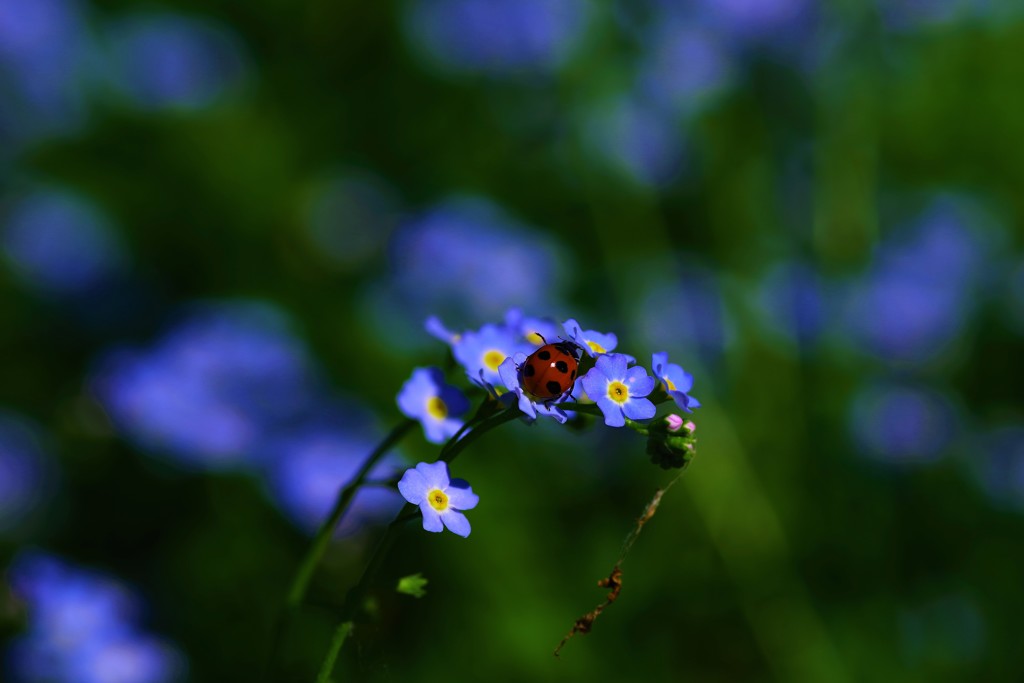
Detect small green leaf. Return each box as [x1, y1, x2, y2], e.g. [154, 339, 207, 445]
[396, 573, 429, 598]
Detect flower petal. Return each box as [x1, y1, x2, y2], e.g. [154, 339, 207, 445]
[441, 509, 471, 537]
[623, 396, 656, 421]
[414, 461, 450, 490]
[651, 352, 669, 376]
[498, 357, 521, 392]
[419, 502, 444, 533]
[446, 480, 479, 510]
[595, 397, 626, 427]
[595, 353, 628, 380]
[629, 373, 656, 398]
[397, 466, 429, 504]
[579, 367, 605, 399]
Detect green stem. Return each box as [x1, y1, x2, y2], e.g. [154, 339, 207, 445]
[286, 418, 418, 607]
[315, 621, 353, 683]
[315, 405, 520, 681]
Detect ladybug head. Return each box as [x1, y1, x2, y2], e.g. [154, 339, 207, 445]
[553, 339, 583, 362]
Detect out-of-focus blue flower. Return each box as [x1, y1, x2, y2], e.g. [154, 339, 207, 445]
[73, 637, 183, 683]
[375, 197, 569, 345]
[0, 411, 56, 535]
[503, 308, 562, 347]
[636, 20, 733, 119]
[973, 426, 1024, 511]
[693, 0, 813, 45]
[1, 189, 126, 296]
[497, 355, 570, 424]
[650, 352, 700, 413]
[7, 552, 184, 683]
[265, 428, 404, 535]
[842, 196, 999, 365]
[0, 0, 92, 142]
[104, 12, 247, 111]
[582, 94, 685, 187]
[754, 261, 828, 346]
[580, 354, 656, 428]
[397, 367, 470, 444]
[404, 0, 589, 77]
[562, 318, 618, 358]
[398, 461, 478, 537]
[305, 172, 399, 271]
[634, 262, 735, 363]
[92, 301, 319, 469]
[452, 322, 532, 388]
[848, 381, 958, 465]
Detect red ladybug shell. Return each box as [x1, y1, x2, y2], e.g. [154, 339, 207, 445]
[522, 341, 580, 399]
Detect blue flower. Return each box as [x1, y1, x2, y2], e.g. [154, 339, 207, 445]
[0, 411, 56, 536]
[91, 301, 319, 469]
[1, 189, 126, 295]
[264, 428, 404, 536]
[579, 354, 656, 427]
[397, 461, 479, 537]
[497, 355, 570, 424]
[7, 552, 184, 683]
[754, 261, 828, 346]
[842, 195, 1001, 365]
[503, 308, 562, 347]
[562, 318, 619, 357]
[397, 367, 470, 444]
[636, 21, 733, 119]
[0, 0, 92, 142]
[848, 381, 958, 465]
[651, 353, 700, 413]
[452, 322, 530, 387]
[633, 261, 734, 364]
[581, 95, 686, 187]
[403, 0, 590, 77]
[386, 196, 569, 332]
[105, 12, 247, 112]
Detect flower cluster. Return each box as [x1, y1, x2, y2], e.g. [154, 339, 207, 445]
[393, 309, 701, 535]
[7, 552, 184, 683]
[422, 310, 699, 428]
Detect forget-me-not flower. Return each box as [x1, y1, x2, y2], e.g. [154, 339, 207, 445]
[563, 318, 619, 357]
[651, 352, 700, 413]
[580, 353, 656, 427]
[397, 367, 469, 444]
[398, 461, 479, 537]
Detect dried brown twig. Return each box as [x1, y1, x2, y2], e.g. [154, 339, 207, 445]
[554, 470, 685, 657]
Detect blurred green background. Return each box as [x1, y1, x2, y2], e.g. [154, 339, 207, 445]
[2, 0, 1024, 681]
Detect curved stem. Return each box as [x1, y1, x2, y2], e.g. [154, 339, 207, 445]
[315, 405, 520, 681]
[286, 418, 418, 607]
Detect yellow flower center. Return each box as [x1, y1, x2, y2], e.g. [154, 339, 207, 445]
[663, 375, 676, 392]
[587, 340, 606, 354]
[427, 488, 449, 511]
[608, 380, 629, 404]
[426, 396, 448, 420]
[483, 349, 505, 371]
[525, 331, 545, 345]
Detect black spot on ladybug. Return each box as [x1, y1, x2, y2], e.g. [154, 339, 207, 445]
[538, 350, 551, 361]
[523, 364, 535, 377]
[546, 381, 562, 395]
[555, 360, 569, 373]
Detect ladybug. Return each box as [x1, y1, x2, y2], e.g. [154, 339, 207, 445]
[521, 340, 582, 400]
